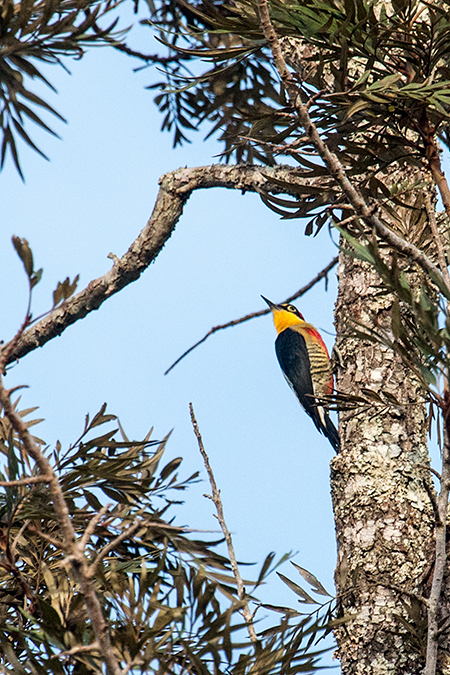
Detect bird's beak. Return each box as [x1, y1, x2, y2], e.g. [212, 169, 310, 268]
[261, 296, 281, 311]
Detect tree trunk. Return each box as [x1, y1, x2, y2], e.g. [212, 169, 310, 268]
[332, 247, 436, 673]
[278, 24, 449, 675]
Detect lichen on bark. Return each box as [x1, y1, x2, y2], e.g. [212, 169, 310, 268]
[332, 247, 436, 674]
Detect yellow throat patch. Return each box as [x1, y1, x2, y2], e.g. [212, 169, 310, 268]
[271, 307, 304, 334]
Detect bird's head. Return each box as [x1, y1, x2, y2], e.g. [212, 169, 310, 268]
[261, 296, 305, 334]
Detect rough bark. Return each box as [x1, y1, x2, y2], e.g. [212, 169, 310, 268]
[332, 247, 436, 674]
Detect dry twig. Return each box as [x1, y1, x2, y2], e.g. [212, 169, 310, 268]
[425, 401, 450, 675]
[189, 403, 258, 643]
[424, 193, 450, 286]
[165, 255, 338, 374]
[0, 475, 48, 487]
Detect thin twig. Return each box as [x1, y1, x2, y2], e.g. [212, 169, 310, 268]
[57, 642, 101, 659]
[332, 214, 360, 228]
[418, 464, 442, 481]
[105, 41, 180, 64]
[423, 478, 440, 526]
[11, 520, 29, 557]
[424, 193, 450, 286]
[79, 504, 111, 551]
[425, 398, 450, 675]
[189, 403, 258, 643]
[0, 475, 48, 487]
[27, 524, 67, 550]
[421, 117, 450, 223]
[165, 256, 338, 374]
[380, 582, 428, 606]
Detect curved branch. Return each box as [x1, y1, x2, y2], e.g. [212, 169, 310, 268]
[5, 164, 320, 366]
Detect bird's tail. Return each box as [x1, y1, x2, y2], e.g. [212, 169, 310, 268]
[323, 412, 340, 453]
[313, 403, 340, 452]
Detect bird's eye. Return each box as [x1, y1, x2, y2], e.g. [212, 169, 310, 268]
[287, 305, 296, 313]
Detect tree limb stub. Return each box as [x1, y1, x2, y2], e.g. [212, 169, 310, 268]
[5, 164, 319, 366]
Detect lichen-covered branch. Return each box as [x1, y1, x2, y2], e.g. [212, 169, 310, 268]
[5, 164, 325, 366]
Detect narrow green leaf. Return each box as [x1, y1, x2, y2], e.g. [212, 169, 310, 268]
[291, 562, 332, 597]
[12, 236, 34, 278]
[277, 572, 317, 604]
[337, 227, 376, 265]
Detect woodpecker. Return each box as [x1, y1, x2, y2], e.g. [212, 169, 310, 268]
[262, 296, 339, 452]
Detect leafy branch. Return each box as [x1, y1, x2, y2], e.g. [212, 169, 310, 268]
[0, 0, 127, 177]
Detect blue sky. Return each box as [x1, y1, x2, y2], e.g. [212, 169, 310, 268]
[1, 7, 341, 651]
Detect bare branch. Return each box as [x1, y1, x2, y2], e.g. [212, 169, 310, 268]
[11, 520, 30, 557]
[380, 582, 428, 607]
[79, 504, 111, 551]
[100, 37, 181, 64]
[189, 403, 258, 643]
[418, 464, 442, 481]
[0, 475, 48, 487]
[164, 255, 338, 374]
[424, 193, 450, 286]
[423, 478, 440, 525]
[4, 165, 330, 367]
[422, 120, 450, 223]
[27, 524, 66, 550]
[58, 642, 101, 659]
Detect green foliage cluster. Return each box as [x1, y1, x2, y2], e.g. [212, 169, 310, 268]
[0, 0, 124, 177]
[146, 0, 450, 161]
[0, 401, 334, 674]
[6, 0, 450, 209]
